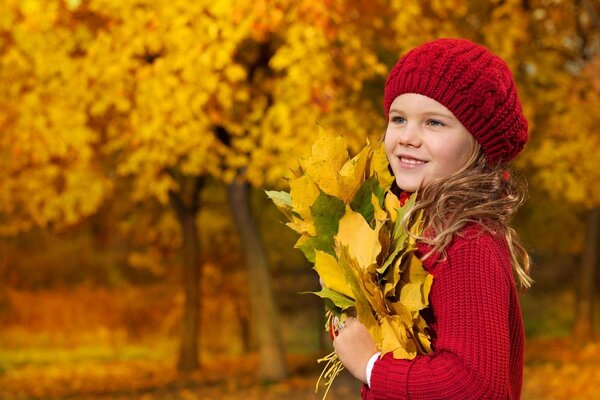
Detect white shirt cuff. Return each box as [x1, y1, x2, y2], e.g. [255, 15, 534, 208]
[366, 352, 381, 387]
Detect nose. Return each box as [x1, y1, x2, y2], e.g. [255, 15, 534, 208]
[398, 122, 421, 147]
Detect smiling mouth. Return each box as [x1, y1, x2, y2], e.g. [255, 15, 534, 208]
[398, 156, 427, 165]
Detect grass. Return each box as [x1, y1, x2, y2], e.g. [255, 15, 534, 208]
[520, 289, 577, 338]
[0, 285, 599, 399]
[0, 340, 175, 372]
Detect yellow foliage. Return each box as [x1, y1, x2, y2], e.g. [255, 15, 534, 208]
[268, 131, 432, 368]
[290, 175, 320, 223]
[314, 251, 354, 300]
[1, 0, 388, 233]
[300, 131, 350, 198]
[0, 3, 109, 234]
[335, 207, 382, 269]
[2, 0, 597, 256]
[526, 55, 600, 208]
[298, 130, 372, 203]
[384, 192, 401, 223]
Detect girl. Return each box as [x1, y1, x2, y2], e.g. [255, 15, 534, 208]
[332, 38, 532, 399]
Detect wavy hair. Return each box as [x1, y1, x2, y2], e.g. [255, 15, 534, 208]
[398, 147, 533, 288]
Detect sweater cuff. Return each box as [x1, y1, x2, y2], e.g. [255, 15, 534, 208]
[369, 353, 411, 400]
[366, 352, 381, 387]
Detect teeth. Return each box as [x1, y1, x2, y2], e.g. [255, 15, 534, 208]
[400, 157, 425, 165]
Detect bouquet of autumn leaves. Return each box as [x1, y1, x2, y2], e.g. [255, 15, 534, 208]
[266, 130, 432, 395]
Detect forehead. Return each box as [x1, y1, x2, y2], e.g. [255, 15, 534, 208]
[389, 93, 454, 115]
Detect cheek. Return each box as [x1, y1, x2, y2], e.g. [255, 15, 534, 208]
[444, 140, 475, 170]
[383, 128, 395, 155]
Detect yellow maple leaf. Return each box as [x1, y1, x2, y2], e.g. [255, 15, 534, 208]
[300, 129, 349, 198]
[400, 282, 426, 312]
[371, 192, 387, 223]
[370, 142, 395, 190]
[335, 206, 381, 269]
[357, 268, 388, 316]
[294, 234, 310, 249]
[382, 253, 406, 298]
[289, 174, 320, 221]
[379, 315, 417, 359]
[405, 253, 429, 285]
[287, 217, 316, 236]
[314, 250, 355, 299]
[408, 211, 424, 246]
[384, 191, 401, 223]
[337, 145, 370, 202]
[386, 296, 412, 323]
[415, 330, 432, 354]
[422, 274, 433, 303]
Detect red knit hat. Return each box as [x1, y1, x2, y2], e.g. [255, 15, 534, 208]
[384, 38, 528, 164]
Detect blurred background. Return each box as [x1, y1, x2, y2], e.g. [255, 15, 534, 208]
[1, 0, 599, 399]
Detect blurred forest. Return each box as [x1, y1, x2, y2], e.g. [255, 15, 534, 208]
[1, 0, 600, 399]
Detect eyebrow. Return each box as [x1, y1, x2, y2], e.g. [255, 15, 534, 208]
[423, 112, 455, 120]
[388, 109, 455, 120]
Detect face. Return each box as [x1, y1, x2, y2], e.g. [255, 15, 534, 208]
[385, 93, 477, 192]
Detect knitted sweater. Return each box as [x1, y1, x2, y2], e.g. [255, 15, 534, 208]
[362, 223, 524, 399]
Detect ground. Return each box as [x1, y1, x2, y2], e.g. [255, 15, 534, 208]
[1, 287, 599, 399]
[1, 340, 600, 399]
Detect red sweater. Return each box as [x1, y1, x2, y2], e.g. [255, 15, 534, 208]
[362, 223, 524, 399]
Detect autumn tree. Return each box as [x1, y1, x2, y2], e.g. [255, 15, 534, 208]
[519, 0, 600, 339]
[218, 0, 390, 380]
[1, 0, 390, 379]
[0, 0, 113, 324]
[0, 1, 109, 236]
[4, 0, 599, 378]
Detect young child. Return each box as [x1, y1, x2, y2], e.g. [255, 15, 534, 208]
[332, 38, 532, 399]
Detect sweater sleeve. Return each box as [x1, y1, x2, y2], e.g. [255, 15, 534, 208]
[367, 230, 515, 399]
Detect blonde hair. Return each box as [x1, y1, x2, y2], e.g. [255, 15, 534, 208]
[399, 148, 533, 288]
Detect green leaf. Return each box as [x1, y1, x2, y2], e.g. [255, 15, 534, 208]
[294, 193, 344, 262]
[266, 190, 294, 220]
[391, 195, 417, 243]
[298, 192, 345, 261]
[306, 287, 355, 311]
[350, 176, 385, 225]
[312, 192, 346, 236]
[265, 190, 292, 208]
[379, 195, 420, 274]
[296, 235, 331, 263]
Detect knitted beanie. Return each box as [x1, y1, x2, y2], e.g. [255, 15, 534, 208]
[384, 38, 528, 164]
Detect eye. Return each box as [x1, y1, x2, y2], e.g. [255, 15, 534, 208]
[426, 119, 445, 127]
[390, 115, 406, 124]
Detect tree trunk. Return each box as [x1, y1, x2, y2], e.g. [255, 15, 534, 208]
[227, 180, 287, 381]
[235, 299, 252, 353]
[170, 190, 202, 371]
[573, 207, 600, 340]
[0, 240, 11, 315]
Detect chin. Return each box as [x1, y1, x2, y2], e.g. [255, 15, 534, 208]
[394, 179, 419, 193]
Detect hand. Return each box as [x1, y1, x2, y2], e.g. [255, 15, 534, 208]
[333, 317, 378, 384]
